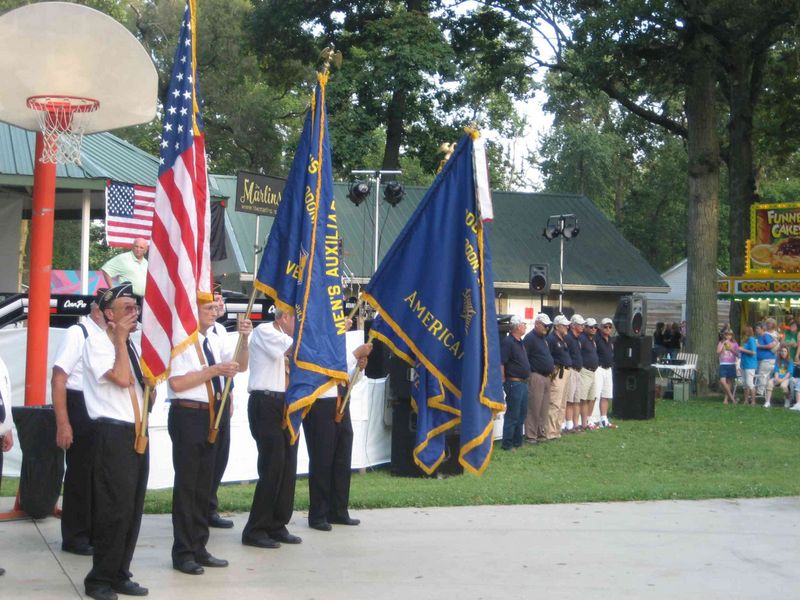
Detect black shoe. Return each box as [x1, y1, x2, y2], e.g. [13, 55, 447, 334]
[309, 520, 332, 532]
[242, 536, 281, 549]
[86, 588, 118, 600]
[173, 560, 204, 575]
[208, 513, 234, 529]
[330, 516, 360, 526]
[270, 531, 302, 544]
[112, 580, 149, 596]
[0, 567, 4, 576]
[198, 555, 228, 568]
[62, 542, 93, 556]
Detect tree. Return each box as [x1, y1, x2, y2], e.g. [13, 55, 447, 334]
[247, 1, 534, 177]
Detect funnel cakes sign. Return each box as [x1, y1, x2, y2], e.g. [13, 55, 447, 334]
[748, 203, 800, 273]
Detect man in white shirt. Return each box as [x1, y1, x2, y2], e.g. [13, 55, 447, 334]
[207, 288, 234, 529]
[82, 284, 149, 600]
[241, 308, 300, 549]
[168, 296, 251, 575]
[101, 238, 149, 297]
[303, 321, 371, 531]
[51, 288, 107, 556]
[0, 353, 14, 578]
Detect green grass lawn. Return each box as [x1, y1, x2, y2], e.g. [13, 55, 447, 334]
[3, 396, 799, 513]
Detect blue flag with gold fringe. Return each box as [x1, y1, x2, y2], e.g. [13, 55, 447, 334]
[254, 72, 347, 442]
[363, 131, 503, 475]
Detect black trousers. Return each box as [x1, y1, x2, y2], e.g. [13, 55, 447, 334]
[62, 389, 95, 549]
[85, 420, 148, 593]
[168, 405, 214, 564]
[208, 406, 230, 518]
[303, 398, 354, 525]
[242, 392, 297, 541]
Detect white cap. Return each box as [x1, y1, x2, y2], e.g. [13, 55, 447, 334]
[570, 314, 586, 325]
[534, 312, 552, 325]
[509, 315, 525, 327]
[554, 315, 570, 326]
[585, 318, 597, 327]
[601, 317, 613, 326]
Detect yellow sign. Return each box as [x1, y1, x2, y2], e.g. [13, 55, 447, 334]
[748, 202, 800, 273]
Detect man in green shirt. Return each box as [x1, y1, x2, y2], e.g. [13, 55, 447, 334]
[100, 238, 149, 297]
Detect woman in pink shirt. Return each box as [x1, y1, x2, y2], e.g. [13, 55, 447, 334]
[717, 330, 740, 404]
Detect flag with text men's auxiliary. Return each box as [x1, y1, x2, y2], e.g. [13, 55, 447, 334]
[254, 72, 347, 442]
[363, 132, 504, 475]
[141, 0, 212, 384]
[369, 315, 460, 474]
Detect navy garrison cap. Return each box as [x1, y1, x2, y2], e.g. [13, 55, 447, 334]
[99, 283, 136, 311]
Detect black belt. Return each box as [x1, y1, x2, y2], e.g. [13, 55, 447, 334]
[506, 376, 527, 382]
[534, 371, 551, 378]
[95, 417, 135, 429]
[252, 390, 285, 399]
[583, 367, 598, 372]
[172, 399, 208, 410]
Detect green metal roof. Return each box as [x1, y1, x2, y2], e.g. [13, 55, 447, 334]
[212, 176, 668, 292]
[0, 122, 223, 196]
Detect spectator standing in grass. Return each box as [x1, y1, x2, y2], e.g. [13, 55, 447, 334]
[499, 315, 530, 451]
[739, 325, 758, 406]
[764, 345, 792, 408]
[522, 313, 554, 444]
[0, 353, 13, 577]
[717, 330, 739, 405]
[784, 319, 798, 356]
[756, 322, 778, 398]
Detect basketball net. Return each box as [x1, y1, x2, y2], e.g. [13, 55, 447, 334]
[27, 96, 99, 165]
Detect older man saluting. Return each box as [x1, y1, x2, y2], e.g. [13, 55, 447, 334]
[101, 238, 149, 297]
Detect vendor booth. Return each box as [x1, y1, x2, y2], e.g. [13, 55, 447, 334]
[719, 202, 800, 327]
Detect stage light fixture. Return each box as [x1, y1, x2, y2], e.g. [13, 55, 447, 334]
[383, 180, 405, 206]
[348, 180, 371, 206]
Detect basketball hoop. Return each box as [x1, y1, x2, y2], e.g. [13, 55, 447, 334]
[26, 95, 100, 165]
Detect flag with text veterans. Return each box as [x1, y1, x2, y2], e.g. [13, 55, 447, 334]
[254, 72, 347, 442]
[140, 0, 212, 383]
[105, 181, 155, 247]
[363, 132, 503, 475]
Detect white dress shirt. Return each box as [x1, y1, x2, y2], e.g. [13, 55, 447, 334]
[247, 322, 292, 393]
[319, 330, 364, 398]
[82, 331, 144, 423]
[168, 331, 234, 402]
[53, 316, 105, 391]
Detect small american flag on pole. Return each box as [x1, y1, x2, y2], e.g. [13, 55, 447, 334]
[140, 0, 212, 383]
[105, 181, 155, 247]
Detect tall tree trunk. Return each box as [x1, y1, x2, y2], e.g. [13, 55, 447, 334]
[684, 39, 721, 393]
[381, 87, 407, 171]
[727, 50, 765, 337]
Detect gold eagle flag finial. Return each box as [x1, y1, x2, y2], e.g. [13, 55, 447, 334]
[319, 47, 343, 75]
[436, 142, 456, 174]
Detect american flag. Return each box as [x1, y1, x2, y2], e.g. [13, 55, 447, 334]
[105, 181, 155, 247]
[140, 0, 212, 384]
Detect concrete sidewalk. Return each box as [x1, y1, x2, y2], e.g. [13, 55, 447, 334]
[1, 497, 799, 599]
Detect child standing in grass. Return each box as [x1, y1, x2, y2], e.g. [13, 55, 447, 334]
[717, 330, 739, 405]
[765, 345, 792, 408]
[739, 325, 758, 406]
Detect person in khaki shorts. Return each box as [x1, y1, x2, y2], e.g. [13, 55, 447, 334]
[522, 313, 555, 444]
[563, 314, 585, 433]
[546, 315, 572, 440]
[578, 318, 600, 430]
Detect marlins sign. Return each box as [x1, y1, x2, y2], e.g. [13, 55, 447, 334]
[235, 171, 285, 217]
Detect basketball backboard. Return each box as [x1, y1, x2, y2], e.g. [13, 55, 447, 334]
[0, 2, 158, 134]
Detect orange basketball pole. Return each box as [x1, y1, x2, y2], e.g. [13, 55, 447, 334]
[24, 131, 56, 407]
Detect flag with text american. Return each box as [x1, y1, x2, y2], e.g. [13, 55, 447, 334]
[363, 132, 504, 475]
[254, 73, 347, 442]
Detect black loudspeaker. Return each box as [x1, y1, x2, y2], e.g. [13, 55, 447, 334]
[529, 263, 550, 294]
[363, 319, 390, 378]
[390, 397, 463, 477]
[387, 354, 414, 399]
[614, 335, 654, 369]
[611, 368, 655, 420]
[613, 294, 647, 337]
